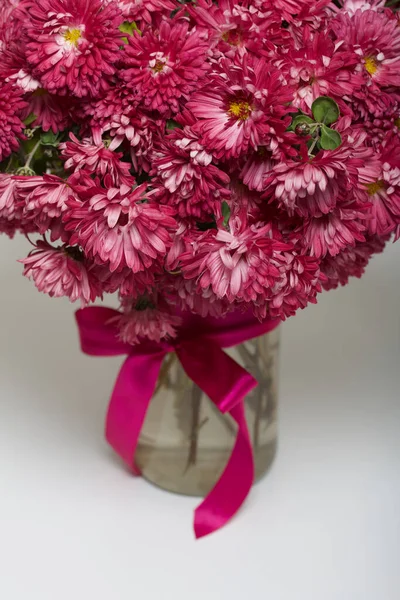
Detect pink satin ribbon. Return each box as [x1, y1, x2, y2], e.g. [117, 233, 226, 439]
[75, 306, 279, 538]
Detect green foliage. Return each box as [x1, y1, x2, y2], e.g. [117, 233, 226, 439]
[290, 96, 342, 153]
[290, 114, 315, 130]
[311, 96, 340, 126]
[40, 130, 60, 147]
[119, 21, 141, 43]
[320, 124, 342, 150]
[23, 113, 37, 126]
[221, 201, 231, 228]
[166, 119, 183, 131]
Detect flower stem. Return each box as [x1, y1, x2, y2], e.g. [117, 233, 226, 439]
[184, 384, 203, 472]
[24, 138, 42, 170]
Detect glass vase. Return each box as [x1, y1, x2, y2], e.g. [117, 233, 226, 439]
[135, 327, 280, 497]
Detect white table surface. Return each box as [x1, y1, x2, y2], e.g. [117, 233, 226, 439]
[0, 233, 399, 600]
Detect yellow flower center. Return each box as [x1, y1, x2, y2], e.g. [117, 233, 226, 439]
[64, 28, 82, 47]
[366, 180, 385, 196]
[394, 117, 400, 129]
[364, 56, 378, 76]
[222, 29, 242, 46]
[152, 60, 165, 73]
[227, 99, 252, 121]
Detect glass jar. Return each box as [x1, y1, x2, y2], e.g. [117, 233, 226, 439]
[135, 327, 280, 497]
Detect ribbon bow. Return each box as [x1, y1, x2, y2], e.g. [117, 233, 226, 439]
[75, 306, 279, 538]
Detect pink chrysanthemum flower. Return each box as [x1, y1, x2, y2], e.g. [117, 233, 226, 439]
[187, 57, 294, 159]
[332, 8, 400, 88]
[16, 174, 73, 237]
[116, 0, 175, 26]
[188, 0, 288, 58]
[111, 297, 181, 345]
[359, 163, 400, 236]
[266, 126, 379, 218]
[0, 80, 26, 162]
[0, 175, 38, 238]
[0, 21, 40, 92]
[299, 202, 367, 258]
[60, 131, 133, 186]
[168, 276, 233, 318]
[23, 89, 72, 133]
[339, 0, 386, 17]
[265, 252, 322, 320]
[179, 212, 291, 305]
[257, 0, 331, 23]
[0, 0, 18, 28]
[22, 0, 123, 97]
[321, 235, 387, 290]
[0, 174, 20, 221]
[266, 151, 351, 217]
[281, 32, 364, 112]
[95, 265, 155, 298]
[151, 126, 230, 219]
[239, 148, 274, 192]
[20, 239, 102, 304]
[79, 79, 138, 131]
[121, 20, 210, 115]
[65, 178, 177, 273]
[103, 111, 157, 173]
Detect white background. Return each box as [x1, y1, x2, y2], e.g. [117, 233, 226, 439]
[0, 233, 399, 600]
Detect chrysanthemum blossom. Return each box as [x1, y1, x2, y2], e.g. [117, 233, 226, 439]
[111, 298, 181, 345]
[187, 57, 294, 159]
[332, 8, 400, 88]
[281, 32, 364, 112]
[188, 0, 286, 58]
[22, 0, 123, 97]
[121, 20, 210, 115]
[0, 80, 26, 162]
[359, 165, 400, 236]
[151, 127, 230, 219]
[23, 89, 72, 133]
[60, 131, 133, 186]
[339, 0, 385, 16]
[102, 111, 157, 173]
[0, 174, 20, 220]
[168, 276, 233, 318]
[266, 252, 322, 320]
[239, 149, 274, 192]
[20, 240, 102, 304]
[299, 203, 367, 258]
[116, 0, 175, 25]
[258, 0, 332, 23]
[179, 213, 291, 306]
[0, 22, 40, 92]
[321, 236, 387, 290]
[16, 174, 73, 236]
[64, 179, 177, 273]
[266, 152, 351, 217]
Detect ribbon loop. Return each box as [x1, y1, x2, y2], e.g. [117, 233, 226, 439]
[75, 306, 279, 538]
[177, 338, 257, 414]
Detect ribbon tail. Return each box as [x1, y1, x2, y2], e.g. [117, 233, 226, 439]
[105, 351, 166, 474]
[194, 400, 254, 539]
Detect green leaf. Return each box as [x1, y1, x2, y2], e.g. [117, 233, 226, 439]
[221, 201, 231, 228]
[40, 130, 60, 147]
[23, 113, 37, 126]
[166, 119, 183, 131]
[320, 125, 342, 150]
[119, 21, 141, 43]
[311, 96, 340, 125]
[290, 114, 315, 130]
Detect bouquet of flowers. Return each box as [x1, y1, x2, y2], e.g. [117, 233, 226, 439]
[1, 0, 400, 339]
[1, 0, 400, 537]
